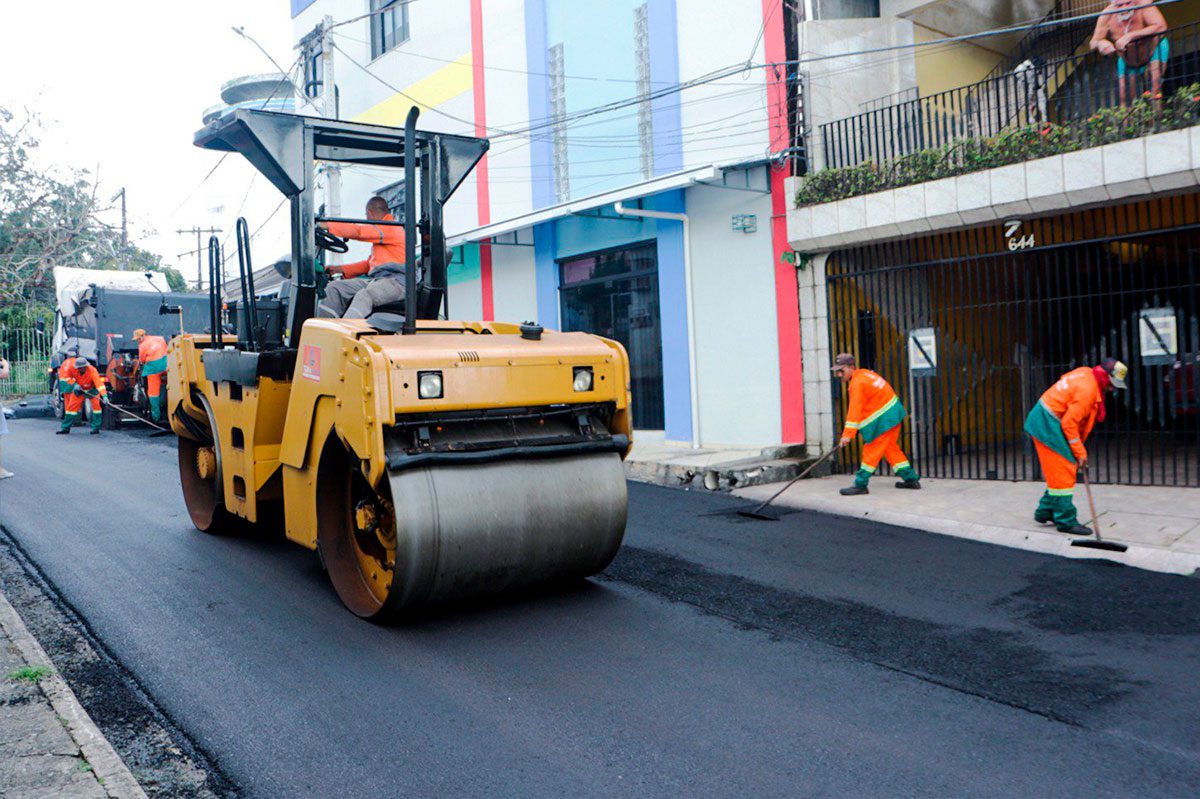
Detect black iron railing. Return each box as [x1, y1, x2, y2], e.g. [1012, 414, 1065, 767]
[816, 20, 1200, 177]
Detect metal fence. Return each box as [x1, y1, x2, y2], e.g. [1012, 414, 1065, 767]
[818, 20, 1200, 172]
[826, 194, 1200, 487]
[0, 327, 52, 398]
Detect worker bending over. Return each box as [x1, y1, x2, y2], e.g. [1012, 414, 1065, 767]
[317, 196, 415, 319]
[57, 357, 108, 435]
[833, 353, 921, 495]
[1024, 358, 1127, 535]
[133, 329, 168, 422]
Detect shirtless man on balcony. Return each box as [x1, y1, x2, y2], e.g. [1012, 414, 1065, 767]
[1090, 0, 1169, 106]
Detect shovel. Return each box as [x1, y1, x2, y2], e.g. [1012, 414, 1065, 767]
[1070, 464, 1127, 553]
[737, 448, 840, 521]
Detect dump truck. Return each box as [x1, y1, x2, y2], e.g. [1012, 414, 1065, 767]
[166, 109, 632, 620]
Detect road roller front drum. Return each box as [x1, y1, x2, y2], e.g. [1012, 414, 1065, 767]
[316, 436, 629, 621]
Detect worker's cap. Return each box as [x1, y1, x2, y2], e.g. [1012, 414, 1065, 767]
[1102, 358, 1128, 390]
[831, 353, 856, 371]
[74, 357, 89, 369]
[132, 328, 147, 339]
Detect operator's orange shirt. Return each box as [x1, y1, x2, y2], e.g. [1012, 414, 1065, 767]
[323, 214, 406, 278]
[1038, 367, 1103, 460]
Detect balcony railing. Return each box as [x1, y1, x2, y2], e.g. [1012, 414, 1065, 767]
[814, 20, 1200, 177]
[798, 21, 1200, 207]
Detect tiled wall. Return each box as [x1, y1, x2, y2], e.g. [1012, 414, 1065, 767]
[797, 253, 835, 453]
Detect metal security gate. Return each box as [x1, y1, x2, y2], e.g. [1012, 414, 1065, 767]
[827, 194, 1200, 487]
[0, 327, 52, 399]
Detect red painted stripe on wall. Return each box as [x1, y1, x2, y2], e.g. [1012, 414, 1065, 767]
[762, 0, 805, 443]
[470, 0, 495, 320]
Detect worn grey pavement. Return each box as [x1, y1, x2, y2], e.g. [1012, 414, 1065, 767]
[0, 608, 109, 799]
[1, 417, 1199, 797]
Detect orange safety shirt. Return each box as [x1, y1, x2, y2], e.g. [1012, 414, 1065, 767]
[842, 369, 907, 443]
[323, 214, 406, 278]
[1036, 367, 1103, 461]
[60, 362, 107, 396]
[137, 335, 168, 364]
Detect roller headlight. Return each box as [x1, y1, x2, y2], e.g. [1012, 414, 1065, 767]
[418, 371, 443, 399]
[573, 366, 593, 392]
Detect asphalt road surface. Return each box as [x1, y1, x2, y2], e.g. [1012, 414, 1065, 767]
[2, 418, 1199, 798]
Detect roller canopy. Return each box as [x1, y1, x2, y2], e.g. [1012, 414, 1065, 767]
[194, 109, 489, 202]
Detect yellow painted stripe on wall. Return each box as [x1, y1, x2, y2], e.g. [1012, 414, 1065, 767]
[352, 53, 473, 125]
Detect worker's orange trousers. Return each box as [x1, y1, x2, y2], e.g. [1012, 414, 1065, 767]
[1033, 439, 1080, 529]
[63, 392, 102, 416]
[854, 425, 919, 487]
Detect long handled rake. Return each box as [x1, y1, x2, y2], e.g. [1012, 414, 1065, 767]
[737, 448, 841, 521]
[1070, 464, 1127, 553]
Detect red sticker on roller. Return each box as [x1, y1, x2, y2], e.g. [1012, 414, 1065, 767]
[301, 345, 321, 381]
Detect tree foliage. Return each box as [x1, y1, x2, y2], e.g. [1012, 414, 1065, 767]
[0, 106, 185, 328]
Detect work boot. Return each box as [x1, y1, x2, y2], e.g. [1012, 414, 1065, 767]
[1034, 510, 1053, 524]
[895, 480, 921, 489]
[840, 485, 869, 496]
[55, 428, 70, 435]
[90, 428, 101, 435]
[1059, 524, 1093, 536]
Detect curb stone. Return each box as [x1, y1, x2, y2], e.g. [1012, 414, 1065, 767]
[0, 589, 148, 799]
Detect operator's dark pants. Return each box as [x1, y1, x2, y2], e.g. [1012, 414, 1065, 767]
[318, 264, 414, 319]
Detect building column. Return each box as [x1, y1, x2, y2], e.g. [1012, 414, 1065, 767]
[470, 0, 493, 319]
[652, 190, 693, 443]
[762, 0, 805, 444]
[798, 253, 834, 453]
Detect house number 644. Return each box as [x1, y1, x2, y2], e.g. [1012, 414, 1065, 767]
[1004, 220, 1034, 251]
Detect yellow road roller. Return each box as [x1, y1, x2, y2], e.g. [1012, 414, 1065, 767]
[166, 108, 632, 620]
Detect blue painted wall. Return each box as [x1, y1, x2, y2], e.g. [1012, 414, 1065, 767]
[524, 0, 556, 211]
[650, 189, 692, 442]
[648, 0, 683, 176]
[533, 222, 559, 330]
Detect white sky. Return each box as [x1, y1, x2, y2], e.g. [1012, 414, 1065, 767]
[1, 1, 297, 287]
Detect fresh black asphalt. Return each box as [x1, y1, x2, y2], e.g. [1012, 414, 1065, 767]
[1, 418, 1198, 797]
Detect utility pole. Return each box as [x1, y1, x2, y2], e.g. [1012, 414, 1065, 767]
[113, 188, 128, 269]
[321, 15, 341, 218]
[176, 226, 223, 290]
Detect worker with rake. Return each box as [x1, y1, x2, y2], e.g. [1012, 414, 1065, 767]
[833, 353, 921, 495]
[1024, 358, 1127, 535]
[57, 357, 108, 436]
[133, 329, 168, 422]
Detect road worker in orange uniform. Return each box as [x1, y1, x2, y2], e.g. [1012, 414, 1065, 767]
[316, 195, 410, 319]
[1024, 358, 1127, 535]
[833, 353, 921, 495]
[133, 329, 168, 422]
[57, 357, 107, 435]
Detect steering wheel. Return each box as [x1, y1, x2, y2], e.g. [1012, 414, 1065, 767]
[316, 227, 349, 253]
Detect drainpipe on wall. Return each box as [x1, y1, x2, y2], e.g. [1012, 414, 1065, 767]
[612, 201, 700, 449]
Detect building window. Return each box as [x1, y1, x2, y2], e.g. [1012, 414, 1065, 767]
[301, 28, 323, 99]
[370, 0, 411, 60]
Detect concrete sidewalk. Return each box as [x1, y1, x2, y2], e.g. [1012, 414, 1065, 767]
[624, 430, 811, 489]
[0, 587, 145, 798]
[734, 475, 1200, 576]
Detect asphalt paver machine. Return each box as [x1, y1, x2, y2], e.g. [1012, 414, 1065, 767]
[167, 108, 632, 619]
